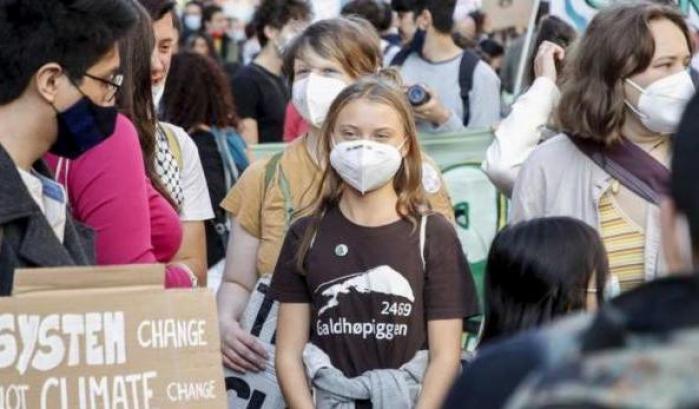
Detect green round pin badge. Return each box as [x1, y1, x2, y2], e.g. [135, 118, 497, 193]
[335, 244, 349, 257]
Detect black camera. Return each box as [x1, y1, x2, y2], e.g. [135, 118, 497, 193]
[406, 84, 431, 107]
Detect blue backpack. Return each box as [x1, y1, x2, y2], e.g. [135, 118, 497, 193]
[211, 126, 249, 190]
[209, 126, 249, 251]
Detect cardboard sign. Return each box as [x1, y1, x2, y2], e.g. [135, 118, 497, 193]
[225, 277, 285, 409]
[482, 0, 535, 32]
[0, 265, 227, 409]
[224, 345, 285, 409]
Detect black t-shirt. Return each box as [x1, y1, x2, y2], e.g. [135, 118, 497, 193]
[189, 129, 227, 267]
[272, 206, 479, 378]
[231, 63, 289, 144]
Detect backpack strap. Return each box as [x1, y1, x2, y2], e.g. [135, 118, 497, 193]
[264, 152, 284, 193]
[419, 215, 428, 271]
[390, 29, 426, 67]
[263, 152, 295, 226]
[458, 50, 481, 126]
[159, 123, 184, 171]
[211, 127, 240, 191]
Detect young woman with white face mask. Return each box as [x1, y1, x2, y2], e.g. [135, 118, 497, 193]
[511, 3, 695, 292]
[272, 74, 478, 409]
[217, 17, 455, 374]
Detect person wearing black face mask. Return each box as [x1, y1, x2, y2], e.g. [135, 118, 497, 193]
[50, 73, 123, 159]
[0, 0, 137, 295]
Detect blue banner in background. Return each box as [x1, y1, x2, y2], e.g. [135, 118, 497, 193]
[552, 0, 699, 31]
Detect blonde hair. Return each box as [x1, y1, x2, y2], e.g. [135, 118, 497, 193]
[295, 71, 428, 272]
[283, 17, 383, 83]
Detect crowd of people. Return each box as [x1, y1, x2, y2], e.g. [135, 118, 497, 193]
[1, 0, 699, 408]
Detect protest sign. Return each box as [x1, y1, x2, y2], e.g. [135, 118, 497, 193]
[225, 277, 285, 409]
[0, 265, 227, 409]
[482, 0, 535, 32]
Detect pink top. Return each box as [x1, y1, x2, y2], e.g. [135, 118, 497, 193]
[45, 114, 190, 287]
[283, 103, 308, 142]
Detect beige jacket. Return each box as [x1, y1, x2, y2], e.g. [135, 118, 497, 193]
[510, 134, 667, 281]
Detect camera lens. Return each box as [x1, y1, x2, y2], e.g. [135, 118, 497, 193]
[407, 85, 429, 106]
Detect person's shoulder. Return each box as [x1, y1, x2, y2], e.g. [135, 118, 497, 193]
[78, 114, 142, 162]
[279, 137, 310, 166]
[237, 156, 271, 185]
[158, 121, 191, 145]
[474, 58, 500, 82]
[527, 133, 581, 163]
[189, 128, 214, 138]
[399, 51, 422, 67]
[287, 213, 318, 238]
[612, 274, 699, 322]
[425, 212, 456, 237]
[232, 63, 262, 82]
[160, 122, 194, 149]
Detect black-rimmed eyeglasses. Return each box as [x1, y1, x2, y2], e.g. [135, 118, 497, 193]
[84, 72, 124, 102]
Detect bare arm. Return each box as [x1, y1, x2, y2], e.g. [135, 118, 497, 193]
[276, 302, 314, 409]
[239, 118, 260, 146]
[416, 319, 463, 409]
[217, 216, 268, 372]
[172, 221, 207, 286]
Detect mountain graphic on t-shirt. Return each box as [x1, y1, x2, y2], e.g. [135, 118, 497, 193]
[315, 265, 415, 316]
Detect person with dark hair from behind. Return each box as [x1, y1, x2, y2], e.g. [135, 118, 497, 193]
[134, 0, 215, 286]
[446, 91, 699, 409]
[341, 0, 402, 66]
[394, 0, 501, 134]
[500, 0, 550, 94]
[480, 217, 611, 346]
[0, 0, 137, 294]
[524, 15, 577, 87]
[231, 0, 311, 145]
[478, 38, 505, 75]
[161, 52, 249, 279]
[185, 32, 220, 62]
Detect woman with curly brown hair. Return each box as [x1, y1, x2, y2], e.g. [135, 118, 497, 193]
[161, 51, 249, 274]
[511, 2, 695, 292]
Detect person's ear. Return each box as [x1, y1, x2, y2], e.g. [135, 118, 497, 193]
[400, 138, 409, 157]
[417, 9, 431, 30]
[660, 198, 694, 274]
[34, 63, 64, 105]
[264, 25, 280, 43]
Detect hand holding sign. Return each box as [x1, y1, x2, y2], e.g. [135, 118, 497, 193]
[221, 320, 269, 373]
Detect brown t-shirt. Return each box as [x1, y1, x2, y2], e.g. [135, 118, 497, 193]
[271, 207, 478, 377]
[220, 137, 455, 276]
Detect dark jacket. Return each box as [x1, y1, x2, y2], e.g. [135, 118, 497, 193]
[444, 274, 699, 409]
[0, 145, 95, 295]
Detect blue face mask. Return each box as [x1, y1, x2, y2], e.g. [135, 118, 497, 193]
[50, 96, 118, 159]
[183, 14, 202, 31]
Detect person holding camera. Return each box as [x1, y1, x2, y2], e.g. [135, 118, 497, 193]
[393, 0, 501, 134]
